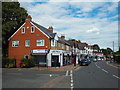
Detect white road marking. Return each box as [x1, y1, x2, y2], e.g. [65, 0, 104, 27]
[66, 70, 69, 76]
[70, 70, 74, 90]
[71, 86, 74, 90]
[71, 83, 73, 87]
[113, 75, 120, 79]
[71, 80, 73, 83]
[96, 65, 100, 69]
[102, 69, 108, 73]
[70, 70, 73, 74]
[95, 63, 101, 69]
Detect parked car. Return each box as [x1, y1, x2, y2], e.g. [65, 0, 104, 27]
[89, 57, 94, 62]
[97, 57, 101, 61]
[93, 58, 97, 62]
[80, 59, 90, 66]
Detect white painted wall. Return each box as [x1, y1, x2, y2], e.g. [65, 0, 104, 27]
[47, 53, 51, 66]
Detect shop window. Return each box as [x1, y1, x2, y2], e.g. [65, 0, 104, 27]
[12, 40, 19, 47]
[36, 39, 44, 46]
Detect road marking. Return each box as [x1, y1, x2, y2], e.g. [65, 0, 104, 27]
[70, 70, 73, 74]
[71, 83, 73, 87]
[70, 70, 74, 90]
[102, 69, 108, 73]
[113, 75, 120, 79]
[71, 86, 74, 90]
[95, 63, 101, 69]
[71, 80, 73, 83]
[96, 65, 101, 69]
[66, 70, 69, 76]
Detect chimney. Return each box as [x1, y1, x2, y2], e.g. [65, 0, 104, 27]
[25, 15, 32, 22]
[61, 35, 65, 39]
[48, 26, 53, 33]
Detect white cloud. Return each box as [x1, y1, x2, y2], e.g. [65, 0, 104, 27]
[19, 0, 119, 2]
[86, 27, 100, 35]
[20, 2, 119, 51]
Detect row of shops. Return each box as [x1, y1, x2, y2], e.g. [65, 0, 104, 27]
[31, 49, 78, 67]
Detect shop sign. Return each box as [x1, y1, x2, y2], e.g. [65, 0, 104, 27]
[52, 50, 61, 53]
[31, 50, 48, 53]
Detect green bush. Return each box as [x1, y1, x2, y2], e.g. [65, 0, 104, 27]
[3, 58, 16, 68]
[21, 57, 35, 67]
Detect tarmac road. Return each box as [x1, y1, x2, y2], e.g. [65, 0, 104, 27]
[2, 60, 120, 89]
[2, 70, 66, 88]
[73, 60, 119, 88]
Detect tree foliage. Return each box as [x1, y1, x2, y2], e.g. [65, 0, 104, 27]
[101, 47, 113, 57]
[2, 2, 28, 57]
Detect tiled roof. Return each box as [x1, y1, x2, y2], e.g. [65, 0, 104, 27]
[31, 21, 56, 39]
[58, 37, 70, 46]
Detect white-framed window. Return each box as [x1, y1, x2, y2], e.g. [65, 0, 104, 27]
[24, 54, 29, 59]
[25, 40, 30, 47]
[58, 43, 61, 47]
[12, 40, 19, 47]
[51, 40, 56, 46]
[36, 39, 44, 46]
[62, 44, 64, 49]
[31, 26, 34, 33]
[22, 27, 25, 33]
[66, 45, 69, 50]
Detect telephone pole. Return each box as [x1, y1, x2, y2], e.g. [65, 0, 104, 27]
[113, 41, 114, 62]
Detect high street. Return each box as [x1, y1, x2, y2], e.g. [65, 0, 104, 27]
[2, 60, 120, 89]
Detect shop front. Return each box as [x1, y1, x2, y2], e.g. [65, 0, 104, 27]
[48, 50, 62, 67]
[30, 49, 48, 66]
[63, 50, 72, 66]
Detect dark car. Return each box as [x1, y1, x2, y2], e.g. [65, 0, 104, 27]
[80, 59, 90, 66]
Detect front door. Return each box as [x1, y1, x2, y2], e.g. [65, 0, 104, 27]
[51, 56, 59, 67]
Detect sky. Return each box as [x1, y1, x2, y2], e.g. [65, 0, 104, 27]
[19, 0, 119, 51]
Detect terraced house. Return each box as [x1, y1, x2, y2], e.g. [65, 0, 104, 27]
[8, 16, 72, 67]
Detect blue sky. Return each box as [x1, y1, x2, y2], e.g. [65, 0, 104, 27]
[19, 0, 119, 51]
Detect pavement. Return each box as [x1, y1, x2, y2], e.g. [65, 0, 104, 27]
[2, 64, 80, 72]
[106, 61, 120, 69]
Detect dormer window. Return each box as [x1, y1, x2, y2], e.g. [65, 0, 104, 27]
[31, 26, 34, 33]
[22, 27, 25, 33]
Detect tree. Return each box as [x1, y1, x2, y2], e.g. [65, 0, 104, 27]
[106, 48, 113, 54]
[2, 2, 28, 57]
[101, 47, 113, 57]
[77, 40, 81, 43]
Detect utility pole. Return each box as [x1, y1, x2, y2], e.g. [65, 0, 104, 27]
[113, 41, 114, 62]
[113, 41, 114, 53]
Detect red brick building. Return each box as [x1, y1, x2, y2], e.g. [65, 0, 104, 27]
[8, 16, 72, 67]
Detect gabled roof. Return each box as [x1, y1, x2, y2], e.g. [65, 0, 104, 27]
[58, 37, 70, 46]
[8, 21, 56, 40]
[31, 21, 56, 39]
